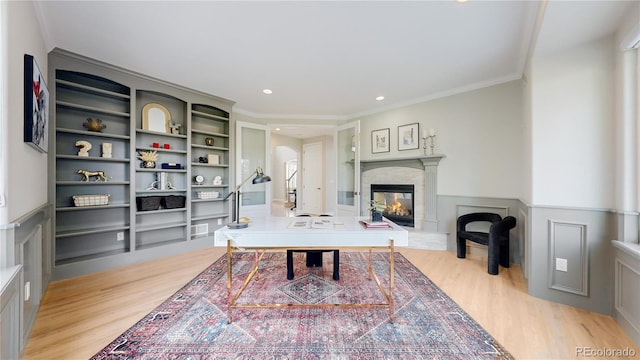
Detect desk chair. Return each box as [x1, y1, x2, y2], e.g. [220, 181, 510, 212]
[286, 214, 339, 280]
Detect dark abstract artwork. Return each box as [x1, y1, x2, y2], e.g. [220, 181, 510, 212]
[24, 54, 49, 153]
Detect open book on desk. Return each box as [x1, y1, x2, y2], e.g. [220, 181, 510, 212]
[287, 218, 342, 229]
[311, 218, 333, 229]
[359, 219, 391, 228]
[288, 219, 311, 229]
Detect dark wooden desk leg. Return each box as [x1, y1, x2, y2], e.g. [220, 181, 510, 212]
[333, 250, 339, 280]
[286, 250, 294, 280]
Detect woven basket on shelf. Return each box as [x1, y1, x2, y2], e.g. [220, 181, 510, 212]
[72, 194, 110, 207]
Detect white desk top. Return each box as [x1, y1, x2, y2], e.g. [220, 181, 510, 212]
[214, 216, 408, 248]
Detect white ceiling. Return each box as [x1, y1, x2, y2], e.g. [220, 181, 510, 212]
[34, 0, 634, 135]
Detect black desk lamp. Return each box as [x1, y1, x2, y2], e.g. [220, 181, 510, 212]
[224, 167, 271, 229]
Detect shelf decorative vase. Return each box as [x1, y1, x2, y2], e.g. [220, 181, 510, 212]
[371, 210, 384, 223]
[137, 150, 159, 169]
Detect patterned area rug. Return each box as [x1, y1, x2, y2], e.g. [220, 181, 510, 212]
[91, 252, 512, 359]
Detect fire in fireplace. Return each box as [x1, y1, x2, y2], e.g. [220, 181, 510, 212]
[371, 184, 415, 227]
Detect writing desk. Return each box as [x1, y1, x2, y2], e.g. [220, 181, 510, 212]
[214, 216, 409, 323]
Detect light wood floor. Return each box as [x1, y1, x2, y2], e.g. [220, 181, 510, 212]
[22, 248, 639, 359]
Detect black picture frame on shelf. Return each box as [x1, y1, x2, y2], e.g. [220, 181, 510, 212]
[398, 123, 419, 151]
[24, 54, 49, 153]
[371, 128, 390, 153]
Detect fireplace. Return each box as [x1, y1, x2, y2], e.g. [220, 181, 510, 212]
[361, 155, 444, 232]
[371, 184, 415, 227]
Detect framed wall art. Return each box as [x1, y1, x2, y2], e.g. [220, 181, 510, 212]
[24, 54, 50, 153]
[398, 123, 419, 151]
[371, 128, 390, 153]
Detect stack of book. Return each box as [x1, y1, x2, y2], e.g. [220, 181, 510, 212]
[359, 220, 391, 228]
[196, 191, 220, 199]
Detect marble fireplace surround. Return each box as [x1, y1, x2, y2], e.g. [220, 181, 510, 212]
[360, 155, 445, 234]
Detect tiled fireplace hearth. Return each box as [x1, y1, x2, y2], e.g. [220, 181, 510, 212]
[361, 155, 446, 249]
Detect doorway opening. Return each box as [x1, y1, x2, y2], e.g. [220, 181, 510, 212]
[269, 125, 335, 217]
[284, 159, 297, 209]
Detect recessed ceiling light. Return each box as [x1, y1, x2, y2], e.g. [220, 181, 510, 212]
[376, 96, 385, 101]
[262, 89, 273, 95]
[275, 128, 281, 131]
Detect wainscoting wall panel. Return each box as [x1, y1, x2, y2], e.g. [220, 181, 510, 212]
[0, 204, 50, 357]
[456, 204, 509, 216]
[528, 206, 611, 314]
[456, 204, 509, 230]
[17, 224, 43, 347]
[0, 264, 21, 360]
[518, 207, 528, 279]
[612, 241, 640, 346]
[615, 259, 640, 326]
[547, 220, 588, 296]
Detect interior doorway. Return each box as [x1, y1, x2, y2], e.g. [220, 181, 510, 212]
[284, 159, 297, 209]
[269, 125, 335, 217]
[271, 145, 298, 217]
[301, 142, 323, 215]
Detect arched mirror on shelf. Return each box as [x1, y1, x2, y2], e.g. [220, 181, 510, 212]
[142, 102, 171, 133]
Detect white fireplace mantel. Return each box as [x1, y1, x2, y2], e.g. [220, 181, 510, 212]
[360, 154, 445, 171]
[360, 154, 445, 232]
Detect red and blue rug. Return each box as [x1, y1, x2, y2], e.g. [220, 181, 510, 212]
[91, 252, 512, 359]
